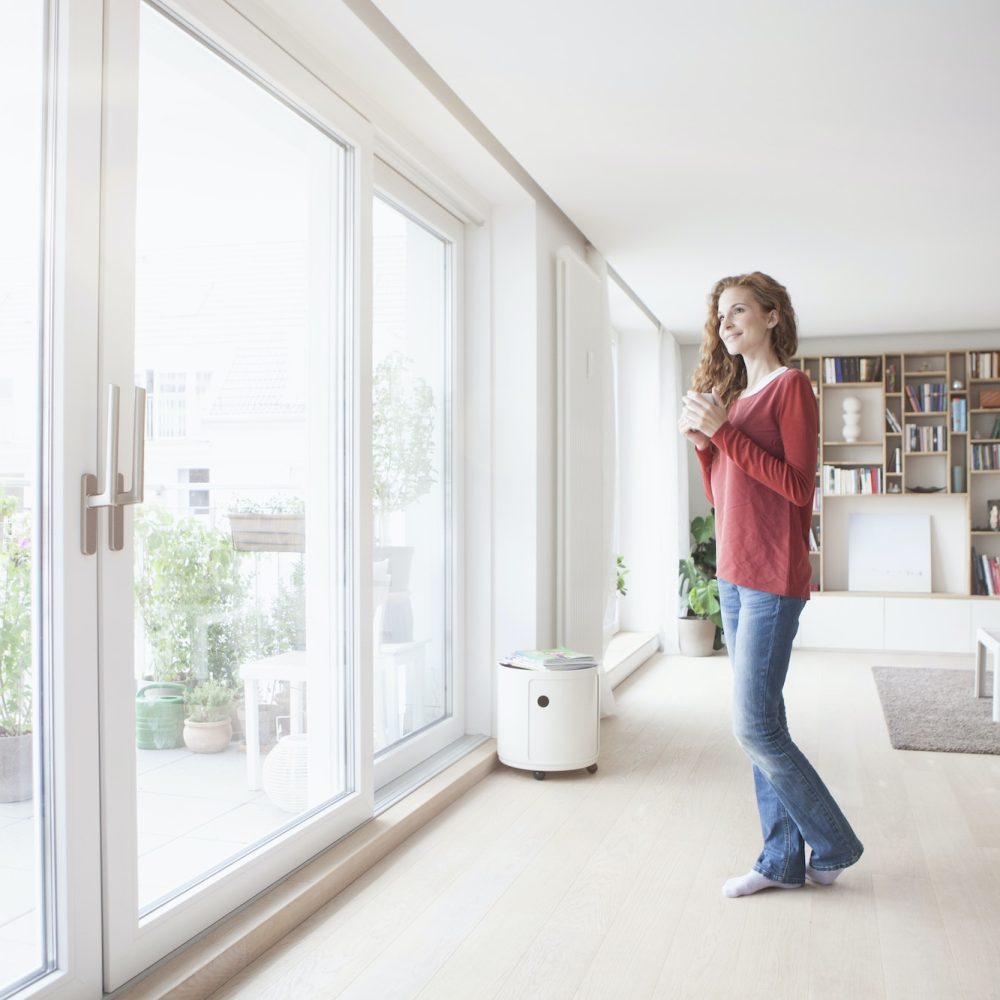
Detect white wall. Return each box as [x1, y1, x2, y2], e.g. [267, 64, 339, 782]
[490, 201, 537, 686]
[535, 204, 588, 647]
[461, 216, 493, 736]
[617, 328, 662, 633]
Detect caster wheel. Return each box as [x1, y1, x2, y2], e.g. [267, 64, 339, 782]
[587, 764, 598, 774]
[532, 770, 546, 781]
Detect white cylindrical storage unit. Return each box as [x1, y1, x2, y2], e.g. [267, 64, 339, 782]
[497, 662, 599, 774]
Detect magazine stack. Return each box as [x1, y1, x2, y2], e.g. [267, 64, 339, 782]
[502, 646, 597, 671]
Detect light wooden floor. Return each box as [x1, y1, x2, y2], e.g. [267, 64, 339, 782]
[208, 649, 1000, 1000]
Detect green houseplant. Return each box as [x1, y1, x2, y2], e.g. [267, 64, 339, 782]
[0, 492, 33, 801]
[183, 679, 234, 753]
[134, 506, 247, 687]
[372, 351, 436, 544]
[372, 352, 436, 643]
[616, 554, 629, 597]
[678, 511, 724, 655]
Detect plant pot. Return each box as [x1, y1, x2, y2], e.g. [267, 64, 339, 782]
[183, 717, 233, 754]
[373, 545, 414, 591]
[374, 546, 415, 642]
[0, 733, 32, 802]
[229, 513, 305, 553]
[136, 682, 187, 749]
[238, 701, 278, 748]
[678, 616, 718, 657]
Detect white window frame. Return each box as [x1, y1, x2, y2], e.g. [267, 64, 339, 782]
[371, 157, 466, 791]
[94, 0, 377, 988]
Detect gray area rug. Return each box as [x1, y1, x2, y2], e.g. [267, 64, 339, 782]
[871, 667, 1000, 754]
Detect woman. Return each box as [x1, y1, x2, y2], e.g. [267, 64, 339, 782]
[679, 271, 863, 898]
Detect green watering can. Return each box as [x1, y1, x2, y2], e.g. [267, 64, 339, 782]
[135, 682, 187, 750]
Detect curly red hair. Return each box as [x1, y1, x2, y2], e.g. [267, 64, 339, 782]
[691, 272, 799, 406]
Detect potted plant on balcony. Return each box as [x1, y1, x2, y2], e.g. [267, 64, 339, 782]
[183, 679, 234, 753]
[134, 506, 247, 695]
[0, 492, 32, 802]
[372, 352, 436, 642]
[228, 495, 305, 553]
[678, 511, 724, 656]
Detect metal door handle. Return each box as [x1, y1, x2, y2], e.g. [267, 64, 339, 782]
[87, 384, 121, 509]
[116, 387, 146, 507]
[81, 384, 146, 554]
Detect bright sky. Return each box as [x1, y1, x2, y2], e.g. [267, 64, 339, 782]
[0, 4, 45, 262]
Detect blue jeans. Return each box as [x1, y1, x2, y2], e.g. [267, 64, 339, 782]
[718, 578, 864, 885]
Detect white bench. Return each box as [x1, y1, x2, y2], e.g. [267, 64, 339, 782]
[974, 628, 1000, 723]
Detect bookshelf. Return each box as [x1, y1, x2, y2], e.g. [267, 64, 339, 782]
[792, 357, 823, 591]
[969, 352, 1000, 594]
[791, 350, 1000, 597]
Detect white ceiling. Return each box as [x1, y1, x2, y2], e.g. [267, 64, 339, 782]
[364, 0, 1000, 343]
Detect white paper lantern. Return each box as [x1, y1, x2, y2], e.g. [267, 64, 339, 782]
[262, 734, 309, 812]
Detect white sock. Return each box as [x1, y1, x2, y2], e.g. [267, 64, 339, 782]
[806, 865, 842, 886]
[722, 870, 802, 898]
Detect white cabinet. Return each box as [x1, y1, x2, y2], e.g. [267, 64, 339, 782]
[796, 595, 884, 650]
[795, 594, 983, 653]
[884, 598, 970, 653]
[497, 663, 599, 776]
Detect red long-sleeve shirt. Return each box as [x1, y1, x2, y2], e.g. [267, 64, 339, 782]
[696, 367, 818, 599]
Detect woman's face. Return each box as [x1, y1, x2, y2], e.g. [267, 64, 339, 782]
[717, 286, 778, 359]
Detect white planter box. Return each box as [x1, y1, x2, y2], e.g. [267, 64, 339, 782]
[228, 513, 305, 552]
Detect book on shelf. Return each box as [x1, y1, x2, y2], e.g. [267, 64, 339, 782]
[991, 414, 1000, 439]
[885, 407, 902, 433]
[950, 397, 968, 432]
[822, 464, 883, 495]
[823, 356, 882, 384]
[972, 443, 1000, 471]
[808, 527, 819, 552]
[905, 382, 946, 413]
[971, 352, 1000, 380]
[891, 446, 902, 473]
[503, 646, 597, 670]
[812, 487, 821, 513]
[886, 362, 898, 393]
[973, 549, 1000, 596]
[907, 425, 946, 453]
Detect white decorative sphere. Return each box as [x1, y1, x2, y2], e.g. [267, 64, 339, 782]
[262, 734, 309, 812]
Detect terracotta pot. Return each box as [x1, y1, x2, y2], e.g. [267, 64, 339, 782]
[677, 616, 718, 657]
[183, 717, 233, 754]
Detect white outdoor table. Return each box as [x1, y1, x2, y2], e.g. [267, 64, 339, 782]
[974, 627, 1000, 724]
[239, 651, 307, 790]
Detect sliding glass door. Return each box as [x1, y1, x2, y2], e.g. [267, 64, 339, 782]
[129, 0, 352, 915]
[372, 162, 463, 788]
[4, 2, 465, 995]
[0, 4, 52, 994]
[96, 1, 373, 987]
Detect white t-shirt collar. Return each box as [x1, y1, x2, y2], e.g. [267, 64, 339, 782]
[740, 366, 789, 398]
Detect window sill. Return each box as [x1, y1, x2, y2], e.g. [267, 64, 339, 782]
[605, 630, 660, 688]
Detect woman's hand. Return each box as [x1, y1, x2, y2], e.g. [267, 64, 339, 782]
[682, 390, 728, 440]
[678, 412, 712, 451]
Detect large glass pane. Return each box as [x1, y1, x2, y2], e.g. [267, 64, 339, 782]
[132, 5, 349, 913]
[372, 196, 450, 754]
[0, 1, 48, 991]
